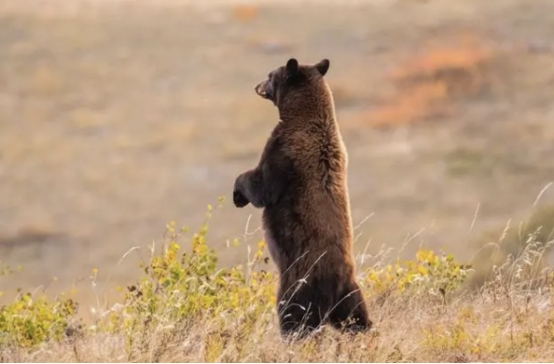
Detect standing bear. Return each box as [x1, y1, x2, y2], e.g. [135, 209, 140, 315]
[233, 58, 372, 338]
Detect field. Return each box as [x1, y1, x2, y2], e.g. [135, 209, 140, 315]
[1, 0, 554, 361]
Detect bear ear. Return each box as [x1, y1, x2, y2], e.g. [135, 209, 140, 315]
[315, 59, 330, 76]
[286, 58, 299, 75]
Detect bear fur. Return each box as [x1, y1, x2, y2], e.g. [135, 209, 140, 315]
[233, 58, 372, 339]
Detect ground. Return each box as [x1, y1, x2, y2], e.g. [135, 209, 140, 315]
[0, 0, 554, 309]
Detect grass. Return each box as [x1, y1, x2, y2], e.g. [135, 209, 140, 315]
[1, 203, 554, 362]
[1, 0, 554, 360]
[468, 202, 554, 289]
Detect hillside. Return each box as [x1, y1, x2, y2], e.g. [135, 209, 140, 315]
[1, 0, 554, 340]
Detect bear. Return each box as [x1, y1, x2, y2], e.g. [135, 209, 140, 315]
[233, 58, 372, 339]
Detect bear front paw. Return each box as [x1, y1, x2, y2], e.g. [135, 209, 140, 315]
[233, 189, 249, 208]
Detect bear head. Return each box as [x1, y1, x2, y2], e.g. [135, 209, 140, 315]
[254, 58, 330, 110]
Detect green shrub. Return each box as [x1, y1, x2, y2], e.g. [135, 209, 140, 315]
[0, 289, 78, 348]
[363, 249, 472, 299]
[99, 204, 277, 358]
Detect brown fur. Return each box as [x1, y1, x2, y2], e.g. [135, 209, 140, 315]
[233, 58, 372, 339]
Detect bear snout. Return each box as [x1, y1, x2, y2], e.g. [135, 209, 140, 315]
[255, 80, 270, 99]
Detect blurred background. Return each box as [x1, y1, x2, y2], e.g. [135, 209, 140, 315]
[1, 0, 554, 311]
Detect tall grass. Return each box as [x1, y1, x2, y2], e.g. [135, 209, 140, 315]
[1, 202, 554, 362]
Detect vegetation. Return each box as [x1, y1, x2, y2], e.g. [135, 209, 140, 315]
[469, 205, 554, 289]
[2, 0, 554, 362]
[1, 203, 554, 362]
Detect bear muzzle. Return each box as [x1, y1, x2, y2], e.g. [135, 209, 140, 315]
[255, 80, 271, 99]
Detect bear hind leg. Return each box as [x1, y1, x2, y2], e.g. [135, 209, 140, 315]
[277, 285, 326, 340]
[329, 282, 372, 334]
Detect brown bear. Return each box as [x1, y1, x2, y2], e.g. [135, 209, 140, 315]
[233, 58, 372, 339]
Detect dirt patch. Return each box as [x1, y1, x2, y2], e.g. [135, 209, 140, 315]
[346, 30, 512, 129]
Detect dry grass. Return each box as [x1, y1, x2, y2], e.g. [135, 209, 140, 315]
[6, 297, 550, 363]
[0, 200, 552, 363]
[4, 254, 554, 362]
